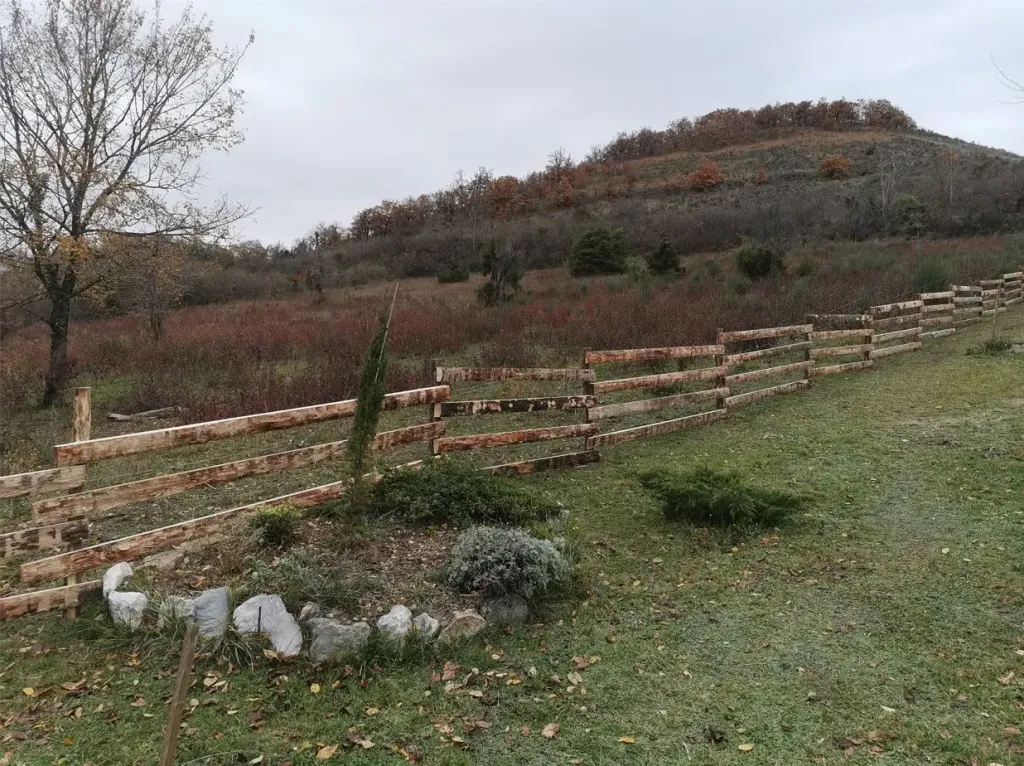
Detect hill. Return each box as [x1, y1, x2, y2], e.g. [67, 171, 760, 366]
[319, 99, 1024, 282]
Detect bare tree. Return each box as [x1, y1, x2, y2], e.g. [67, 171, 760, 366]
[874, 153, 902, 232]
[937, 150, 959, 208]
[0, 0, 252, 404]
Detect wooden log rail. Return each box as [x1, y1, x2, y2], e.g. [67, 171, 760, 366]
[588, 366, 724, 396]
[804, 314, 870, 331]
[952, 286, 984, 326]
[19, 481, 351, 586]
[1004, 271, 1023, 305]
[435, 367, 595, 384]
[919, 291, 955, 339]
[586, 387, 728, 421]
[437, 396, 595, 418]
[1, 518, 90, 559]
[432, 423, 598, 454]
[53, 386, 450, 466]
[0, 581, 101, 620]
[584, 344, 723, 365]
[0, 466, 86, 500]
[33, 422, 445, 524]
[586, 409, 726, 448]
[869, 301, 922, 358]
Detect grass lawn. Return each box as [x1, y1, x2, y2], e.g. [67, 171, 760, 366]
[0, 310, 1022, 765]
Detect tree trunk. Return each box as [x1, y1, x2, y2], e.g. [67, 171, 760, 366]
[42, 289, 73, 407]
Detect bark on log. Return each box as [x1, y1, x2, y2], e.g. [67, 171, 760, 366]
[439, 396, 595, 417]
[54, 386, 449, 465]
[35, 422, 444, 523]
[107, 407, 184, 422]
[717, 324, 812, 342]
[919, 291, 955, 300]
[873, 326, 922, 343]
[436, 367, 595, 383]
[920, 317, 954, 328]
[482, 450, 601, 476]
[724, 379, 809, 407]
[0, 580, 101, 620]
[809, 344, 874, 359]
[869, 341, 922, 359]
[432, 423, 599, 454]
[920, 328, 956, 340]
[0, 518, 90, 558]
[724, 341, 812, 364]
[953, 297, 982, 305]
[809, 360, 873, 377]
[869, 299, 924, 314]
[805, 314, 871, 330]
[0, 466, 87, 500]
[870, 313, 922, 331]
[586, 409, 726, 448]
[809, 329, 874, 340]
[590, 366, 725, 395]
[584, 345, 723, 365]
[21, 481, 350, 585]
[920, 303, 954, 314]
[585, 387, 728, 421]
[724, 360, 813, 386]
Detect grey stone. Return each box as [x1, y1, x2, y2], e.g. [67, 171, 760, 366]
[440, 609, 486, 641]
[412, 612, 439, 639]
[156, 595, 195, 629]
[139, 548, 186, 572]
[376, 604, 413, 640]
[298, 602, 322, 622]
[233, 594, 302, 658]
[308, 618, 372, 663]
[102, 562, 134, 599]
[109, 591, 148, 631]
[193, 587, 230, 638]
[482, 595, 530, 628]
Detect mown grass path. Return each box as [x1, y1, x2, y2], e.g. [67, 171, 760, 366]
[1, 310, 1021, 765]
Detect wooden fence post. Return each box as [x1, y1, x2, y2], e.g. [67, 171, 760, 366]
[714, 329, 727, 411]
[159, 622, 200, 766]
[65, 387, 90, 620]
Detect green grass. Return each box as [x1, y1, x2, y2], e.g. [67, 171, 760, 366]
[0, 312, 1022, 765]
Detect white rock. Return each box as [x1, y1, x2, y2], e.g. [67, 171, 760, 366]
[308, 619, 372, 663]
[412, 612, 439, 639]
[102, 562, 134, 599]
[233, 594, 302, 658]
[298, 602, 322, 622]
[193, 587, 230, 638]
[440, 609, 486, 641]
[109, 591, 148, 631]
[376, 604, 413, 640]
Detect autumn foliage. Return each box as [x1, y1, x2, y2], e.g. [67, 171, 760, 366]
[819, 154, 853, 179]
[687, 161, 724, 192]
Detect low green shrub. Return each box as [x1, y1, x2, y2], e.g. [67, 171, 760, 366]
[249, 504, 300, 549]
[444, 526, 572, 599]
[645, 238, 680, 276]
[371, 460, 558, 526]
[436, 260, 470, 283]
[637, 466, 805, 529]
[967, 337, 1012, 356]
[570, 228, 627, 276]
[734, 238, 786, 280]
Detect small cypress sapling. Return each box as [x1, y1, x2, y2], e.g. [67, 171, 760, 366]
[345, 287, 396, 517]
[646, 238, 680, 276]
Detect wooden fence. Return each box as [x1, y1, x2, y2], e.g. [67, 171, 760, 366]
[1, 269, 1020, 621]
[869, 300, 922, 359]
[432, 363, 601, 475]
[806, 314, 874, 377]
[582, 344, 727, 447]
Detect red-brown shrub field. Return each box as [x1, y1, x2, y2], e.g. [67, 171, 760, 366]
[0, 237, 1014, 428]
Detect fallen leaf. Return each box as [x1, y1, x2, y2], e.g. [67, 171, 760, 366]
[618, 736, 636, 744]
[1005, 727, 1021, 736]
[365, 707, 379, 716]
[997, 671, 1015, 686]
[738, 744, 755, 752]
[130, 696, 146, 707]
[939, 730, 952, 740]
[542, 723, 560, 739]
[941, 548, 950, 555]
[315, 744, 338, 760]
[310, 683, 321, 694]
[881, 705, 896, 713]
[248, 756, 264, 765]
[21, 688, 36, 697]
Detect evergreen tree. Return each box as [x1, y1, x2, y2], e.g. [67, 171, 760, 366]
[646, 238, 679, 276]
[569, 228, 628, 276]
[346, 294, 394, 517]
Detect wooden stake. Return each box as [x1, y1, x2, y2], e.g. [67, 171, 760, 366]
[65, 387, 90, 620]
[159, 622, 200, 766]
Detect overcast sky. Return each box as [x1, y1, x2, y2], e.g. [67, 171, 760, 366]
[169, 0, 1024, 244]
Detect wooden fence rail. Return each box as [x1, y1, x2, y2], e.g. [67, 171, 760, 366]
[719, 324, 813, 406]
[54, 386, 450, 465]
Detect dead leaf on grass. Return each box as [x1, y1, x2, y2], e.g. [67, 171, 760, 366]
[315, 744, 337, 760]
[542, 723, 560, 739]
